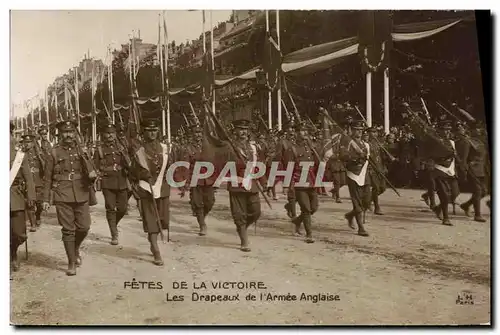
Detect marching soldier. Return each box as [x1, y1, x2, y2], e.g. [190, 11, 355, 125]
[286, 121, 318, 243]
[341, 120, 370, 237]
[225, 119, 265, 252]
[367, 126, 388, 215]
[428, 120, 460, 226]
[42, 120, 97, 276]
[22, 130, 46, 232]
[37, 124, 53, 154]
[10, 122, 36, 272]
[459, 122, 488, 222]
[277, 120, 297, 219]
[131, 119, 172, 266]
[181, 124, 216, 236]
[94, 120, 131, 245]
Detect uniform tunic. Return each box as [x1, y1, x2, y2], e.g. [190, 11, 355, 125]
[285, 141, 318, 215]
[10, 142, 36, 246]
[225, 140, 263, 228]
[368, 139, 387, 196]
[25, 146, 45, 221]
[341, 138, 371, 214]
[132, 140, 172, 233]
[43, 143, 94, 241]
[183, 143, 216, 216]
[94, 140, 130, 226]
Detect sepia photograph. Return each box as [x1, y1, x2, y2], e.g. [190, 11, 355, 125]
[9, 8, 492, 326]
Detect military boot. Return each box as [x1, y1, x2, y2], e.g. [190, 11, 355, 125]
[345, 210, 355, 230]
[149, 233, 164, 266]
[432, 204, 443, 220]
[74, 231, 88, 267]
[473, 197, 486, 222]
[63, 241, 77, 276]
[237, 226, 251, 252]
[10, 243, 20, 272]
[196, 212, 207, 236]
[335, 188, 342, 203]
[292, 214, 303, 236]
[373, 196, 384, 215]
[355, 212, 369, 237]
[302, 214, 314, 243]
[441, 204, 453, 226]
[106, 210, 119, 245]
[460, 200, 472, 217]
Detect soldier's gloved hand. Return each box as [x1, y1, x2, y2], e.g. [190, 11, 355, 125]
[28, 200, 36, 209]
[42, 202, 50, 211]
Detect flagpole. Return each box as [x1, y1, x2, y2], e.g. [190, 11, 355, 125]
[45, 88, 50, 141]
[276, 10, 282, 131]
[91, 60, 97, 142]
[202, 10, 206, 101]
[75, 67, 81, 132]
[159, 14, 166, 137]
[266, 10, 272, 130]
[210, 10, 216, 115]
[110, 48, 115, 124]
[163, 11, 171, 143]
[30, 99, 34, 128]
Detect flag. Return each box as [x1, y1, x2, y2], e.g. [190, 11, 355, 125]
[202, 108, 229, 172]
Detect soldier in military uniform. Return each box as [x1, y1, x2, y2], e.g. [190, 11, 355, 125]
[94, 120, 131, 245]
[367, 126, 388, 215]
[10, 122, 36, 271]
[42, 120, 97, 276]
[340, 120, 370, 237]
[225, 119, 265, 252]
[131, 119, 171, 266]
[286, 121, 318, 243]
[21, 130, 46, 232]
[428, 120, 460, 226]
[459, 122, 488, 222]
[37, 124, 53, 154]
[181, 124, 216, 236]
[276, 120, 297, 219]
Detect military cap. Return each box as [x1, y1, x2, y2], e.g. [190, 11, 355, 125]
[232, 119, 251, 129]
[38, 124, 48, 133]
[455, 121, 467, 129]
[283, 119, 296, 130]
[351, 120, 366, 130]
[56, 119, 77, 131]
[142, 119, 160, 131]
[101, 120, 116, 133]
[438, 120, 453, 130]
[22, 129, 36, 140]
[191, 123, 202, 133]
[295, 120, 308, 130]
[367, 126, 378, 133]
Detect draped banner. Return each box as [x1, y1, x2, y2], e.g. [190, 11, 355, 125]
[392, 19, 461, 42]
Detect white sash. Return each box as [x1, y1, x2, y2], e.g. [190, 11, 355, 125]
[242, 143, 258, 191]
[139, 143, 169, 198]
[10, 150, 25, 187]
[346, 142, 370, 186]
[434, 140, 456, 177]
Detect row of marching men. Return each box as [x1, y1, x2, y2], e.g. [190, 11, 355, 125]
[9, 104, 490, 275]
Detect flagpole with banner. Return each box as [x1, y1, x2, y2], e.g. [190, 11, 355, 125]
[276, 10, 282, 131]
[163, 11, 171, 143]
[75, 67, 81, 132]
[210, 10, 216, 115]
[159, 14, 166, 138]
[265, 10, 272, 129]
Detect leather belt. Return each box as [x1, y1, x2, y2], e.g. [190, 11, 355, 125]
[57, 173, 83, 181]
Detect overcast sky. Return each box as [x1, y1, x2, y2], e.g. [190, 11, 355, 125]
[10, 10, 231, 115]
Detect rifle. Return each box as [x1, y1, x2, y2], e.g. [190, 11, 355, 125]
[436, 101, 462, 122]
[404, 104, 483, 187]
[319, 107, 401, 197]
